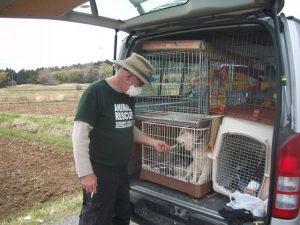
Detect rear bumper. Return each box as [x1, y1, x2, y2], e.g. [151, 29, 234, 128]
[130, 190, 227, 225]
[131, 189, 300, 225]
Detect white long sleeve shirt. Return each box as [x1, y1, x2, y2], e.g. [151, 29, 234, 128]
[72, 120, 143, 178]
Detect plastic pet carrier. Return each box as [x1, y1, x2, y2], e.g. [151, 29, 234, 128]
[212, 116, 273, 197]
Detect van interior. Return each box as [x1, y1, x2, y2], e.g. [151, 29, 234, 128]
[127, 23, 276, 223]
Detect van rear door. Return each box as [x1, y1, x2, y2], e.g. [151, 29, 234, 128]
[0, 0, 284, 34]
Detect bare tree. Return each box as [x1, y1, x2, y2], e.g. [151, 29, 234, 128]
[37, 68, 59, 85]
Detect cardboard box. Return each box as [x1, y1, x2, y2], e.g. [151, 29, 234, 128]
[142, 40, 216, 53]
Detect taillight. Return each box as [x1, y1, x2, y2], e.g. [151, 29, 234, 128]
[273, 134, 300, 219]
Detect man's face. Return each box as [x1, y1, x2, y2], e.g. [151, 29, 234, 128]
[122, 68, 144, 97]
[123, 68, 143, 87]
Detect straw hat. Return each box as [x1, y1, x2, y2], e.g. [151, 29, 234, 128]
[113, 53, 154, 86]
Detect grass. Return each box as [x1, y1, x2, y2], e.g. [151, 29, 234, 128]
[1, 192, 82, 225]
[0, 127, 72, 149]
[0, 83, 90, 103]
[1, 83, 90, 93]
[0, 113, 73, 149]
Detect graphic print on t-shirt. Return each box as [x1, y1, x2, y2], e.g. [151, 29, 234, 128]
[114, 103, 133, 128]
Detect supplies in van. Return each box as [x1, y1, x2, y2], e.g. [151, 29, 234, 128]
[226, 191, 266, 217]
[218, 207, 255, 224]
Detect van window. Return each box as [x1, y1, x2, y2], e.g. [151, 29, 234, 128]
[73, 0, 188, 20]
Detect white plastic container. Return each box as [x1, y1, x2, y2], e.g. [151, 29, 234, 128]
[212, 116, 273, 197]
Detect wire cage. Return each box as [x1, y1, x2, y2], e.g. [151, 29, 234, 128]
[136, 47, 220, 115]
[136, 29, 276, 124]
[139, 118, 213, 198]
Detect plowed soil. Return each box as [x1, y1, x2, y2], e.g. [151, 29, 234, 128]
[0, 100, 81, 220]
[0, 100, 78, 117]
[0, 136, 81, 219]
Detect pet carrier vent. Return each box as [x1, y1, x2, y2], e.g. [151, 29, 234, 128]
[216, 133, 266, 196]
[212, 117, 273, 197]
[139, 116, 215, 198]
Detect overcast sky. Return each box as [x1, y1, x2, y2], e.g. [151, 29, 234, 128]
[0, 0, 299, 72]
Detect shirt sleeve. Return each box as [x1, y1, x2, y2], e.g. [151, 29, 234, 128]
[72, 120, 94, 177]
[74, 85, 101, 127]
[133, 126, 143, 141]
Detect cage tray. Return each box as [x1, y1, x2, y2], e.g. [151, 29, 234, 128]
[135, 111, 217, 127]
[139, 169, 212, 198]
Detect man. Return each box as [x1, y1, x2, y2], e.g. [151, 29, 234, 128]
[72, 53, 170, 225]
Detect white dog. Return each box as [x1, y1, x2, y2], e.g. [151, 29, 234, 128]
[174, 129, 212, 184]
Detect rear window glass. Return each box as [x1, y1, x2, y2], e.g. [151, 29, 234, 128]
[73, 0, 188, 20]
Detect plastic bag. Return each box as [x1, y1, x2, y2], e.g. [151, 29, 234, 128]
[227, 191, 266, 217]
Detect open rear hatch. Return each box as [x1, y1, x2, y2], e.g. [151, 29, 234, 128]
[0, 0, 284, 33]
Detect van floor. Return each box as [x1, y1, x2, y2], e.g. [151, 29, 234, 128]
[130, 179, 229, 213]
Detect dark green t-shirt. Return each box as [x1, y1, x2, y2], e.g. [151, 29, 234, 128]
[75, 80, 135, 168]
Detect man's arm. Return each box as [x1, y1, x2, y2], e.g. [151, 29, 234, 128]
[72, 121, 97, 193]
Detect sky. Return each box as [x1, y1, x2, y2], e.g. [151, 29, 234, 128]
[0, 0, 299, 72]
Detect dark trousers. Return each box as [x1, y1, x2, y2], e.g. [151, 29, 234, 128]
[79, 166, 131, 225]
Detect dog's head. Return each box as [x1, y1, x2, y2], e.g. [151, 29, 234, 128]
[176, 129, 205, 151]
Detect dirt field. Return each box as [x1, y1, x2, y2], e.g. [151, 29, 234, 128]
[0, 99, 82, 220]
[0, 136, 81, 219]
[0, 100, 79, 117]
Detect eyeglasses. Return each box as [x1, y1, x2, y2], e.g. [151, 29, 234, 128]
[123, 68, 143, 86]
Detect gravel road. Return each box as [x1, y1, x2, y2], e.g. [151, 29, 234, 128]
[51, 215, 139, 225]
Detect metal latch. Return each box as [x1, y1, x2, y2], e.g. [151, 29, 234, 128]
[173, 206, 189, 219]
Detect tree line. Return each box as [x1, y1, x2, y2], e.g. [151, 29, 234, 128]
[0, 60, 113, 88]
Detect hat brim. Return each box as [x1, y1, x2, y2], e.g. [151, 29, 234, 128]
[113, 60, 151, 86]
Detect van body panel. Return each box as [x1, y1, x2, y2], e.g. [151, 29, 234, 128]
[283, 18, 300, 132]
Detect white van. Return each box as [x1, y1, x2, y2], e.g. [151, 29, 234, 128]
[1, 1, 299, 224]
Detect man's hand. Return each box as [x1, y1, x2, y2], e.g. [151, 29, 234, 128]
[80, 173, 98, 194]
[152, 139, 171, 152]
